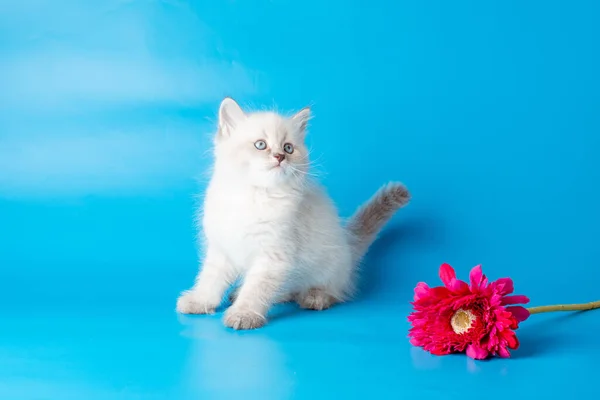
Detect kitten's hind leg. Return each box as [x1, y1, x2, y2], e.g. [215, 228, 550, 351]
[296, 288, 337, 311]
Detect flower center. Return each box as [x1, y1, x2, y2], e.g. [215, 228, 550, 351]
[451, 309, 476, 334]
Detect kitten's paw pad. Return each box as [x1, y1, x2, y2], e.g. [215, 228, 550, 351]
[176, 292, 216, 315]
[223, 308, 266, 330]
[297, 288, 335, 311]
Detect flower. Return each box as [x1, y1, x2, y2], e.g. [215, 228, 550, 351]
[408, 263, 530, 360]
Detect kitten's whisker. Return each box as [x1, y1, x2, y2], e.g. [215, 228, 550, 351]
[287, 165, 320, 178]
[293, 161, 327, 175]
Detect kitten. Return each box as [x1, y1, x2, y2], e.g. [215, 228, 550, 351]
[176, 98, 410, 330]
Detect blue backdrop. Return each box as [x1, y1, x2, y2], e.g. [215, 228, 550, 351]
[1, 1, 598, 399]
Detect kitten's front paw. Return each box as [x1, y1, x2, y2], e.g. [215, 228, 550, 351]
[223, 307, 266, 330]
[176, 291, 216, 315]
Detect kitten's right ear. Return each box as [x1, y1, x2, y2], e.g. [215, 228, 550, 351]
[218, 97, 245, 137]
[291, 107, 311, 140]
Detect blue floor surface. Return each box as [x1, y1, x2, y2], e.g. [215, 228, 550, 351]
[1, 1, 600, 399]
[1, 297, 599, 399]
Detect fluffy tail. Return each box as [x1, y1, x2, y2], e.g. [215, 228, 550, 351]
[346, 182, 411, 264]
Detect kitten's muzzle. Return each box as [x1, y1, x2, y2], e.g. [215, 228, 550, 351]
[273, 153, 285, 164]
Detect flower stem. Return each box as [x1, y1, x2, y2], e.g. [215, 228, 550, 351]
[527, 300, 600, 315]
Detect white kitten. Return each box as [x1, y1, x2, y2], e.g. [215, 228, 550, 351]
[176, 98, 410, 330]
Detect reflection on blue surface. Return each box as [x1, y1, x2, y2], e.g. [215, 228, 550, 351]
[1, 1, 599, 399]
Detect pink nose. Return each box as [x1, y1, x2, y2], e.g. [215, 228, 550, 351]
[274, 153, 285, 163]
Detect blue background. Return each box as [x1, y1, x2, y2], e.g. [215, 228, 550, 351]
[1, 0, 599, 398]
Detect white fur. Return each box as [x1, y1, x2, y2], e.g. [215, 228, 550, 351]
[177, 98, 394, 329]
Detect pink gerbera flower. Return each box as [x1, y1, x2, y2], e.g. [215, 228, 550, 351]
[408, 263, 530, 359]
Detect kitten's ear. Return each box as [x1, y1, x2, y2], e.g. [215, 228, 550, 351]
[218, 97, 245, 136]
[292, 107, 311, 135]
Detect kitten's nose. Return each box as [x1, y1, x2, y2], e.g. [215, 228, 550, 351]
[273, 153, 285, 164]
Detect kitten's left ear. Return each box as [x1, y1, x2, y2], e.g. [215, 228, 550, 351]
[292, 107, 311, 136]
[218, 97, 246, 137]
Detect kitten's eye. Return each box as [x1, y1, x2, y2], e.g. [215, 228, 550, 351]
[254, 140, 267, 150]
[283, 143, 294, 154]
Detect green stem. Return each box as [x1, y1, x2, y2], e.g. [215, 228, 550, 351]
[527, 300, 600, 315]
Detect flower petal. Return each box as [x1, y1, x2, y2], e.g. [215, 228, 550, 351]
[501, 295, 530, 305]
[414, 282, 430, 301]
[481, 276, 489, 289]
[439, 263, 456, 287]
[502, 330, 519, 349]
[429, 286, 450, 296]
[506, 306, 530, 322]
[495, 278, 514, 295]
[469, 265, 483, 290]
[509, 335, 520, 350]
[466, 344, 489, 360]
[498, 346, 511, 358]
[448, 278, 469, 293]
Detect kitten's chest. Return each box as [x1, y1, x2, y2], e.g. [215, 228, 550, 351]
[202, 186, 296, 265]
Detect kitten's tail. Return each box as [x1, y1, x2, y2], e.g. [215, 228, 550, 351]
[346, 182, 411, 264]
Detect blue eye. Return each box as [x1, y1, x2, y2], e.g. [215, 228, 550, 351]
[254, 140, 267, 150]
[283, 143, 294, 154]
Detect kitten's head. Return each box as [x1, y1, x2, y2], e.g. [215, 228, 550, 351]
[213, 97, 311, 188]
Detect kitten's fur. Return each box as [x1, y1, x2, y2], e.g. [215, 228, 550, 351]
[176, 98, 410, 329]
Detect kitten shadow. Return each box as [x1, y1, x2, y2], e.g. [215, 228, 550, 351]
[357, 215, 444, 301]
